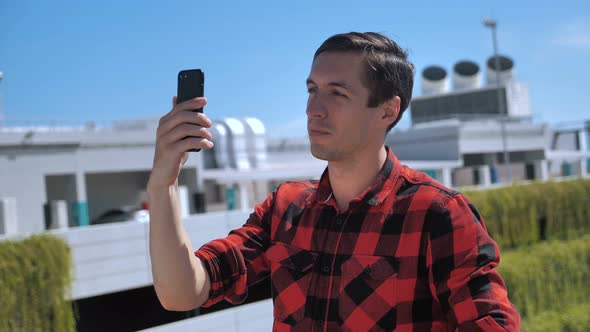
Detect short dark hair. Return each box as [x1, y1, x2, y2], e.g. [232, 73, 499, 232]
[314, 32, 415, 132]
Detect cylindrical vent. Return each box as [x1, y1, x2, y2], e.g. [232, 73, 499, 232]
[205, 122, 231, 169]
[223, 118, 250, 170]
[452, 60, 481, 91]
[421, 66, 449, 96]
[486, 55, 514, 85]
[241, 117, 267, 168]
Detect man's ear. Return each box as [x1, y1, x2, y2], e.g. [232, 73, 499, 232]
[380, 96, 401, 129]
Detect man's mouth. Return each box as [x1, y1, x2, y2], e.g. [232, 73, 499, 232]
[308, 127, 330, 136]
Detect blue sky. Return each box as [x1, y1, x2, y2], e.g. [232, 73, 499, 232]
[1, 1, 588, 137]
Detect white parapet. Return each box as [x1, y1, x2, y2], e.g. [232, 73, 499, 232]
[0, 197, 18, 235]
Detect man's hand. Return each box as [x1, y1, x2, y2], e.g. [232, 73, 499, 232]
[148, 96, 213, 191]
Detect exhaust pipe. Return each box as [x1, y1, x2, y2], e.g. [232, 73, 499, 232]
[486, 55, 514, 85]
[452, 60, 481, 91]
[421, 65, 449, 96]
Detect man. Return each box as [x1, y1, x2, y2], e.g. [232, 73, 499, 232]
[148, 32, 521, 331]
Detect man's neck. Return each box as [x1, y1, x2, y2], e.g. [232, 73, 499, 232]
[327, 145, 387, 212]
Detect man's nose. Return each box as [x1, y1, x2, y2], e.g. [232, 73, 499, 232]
[306, 95, 327, 119]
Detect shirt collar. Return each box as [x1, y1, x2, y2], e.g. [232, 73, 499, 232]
[309, 146, 401, 207]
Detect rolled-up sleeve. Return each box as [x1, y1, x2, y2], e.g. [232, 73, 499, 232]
[194, 190, 275, 308]
[426, 193, 521, 331]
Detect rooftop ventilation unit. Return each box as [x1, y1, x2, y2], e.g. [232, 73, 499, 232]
[421, 66, 449, 96]
[486, 55, 514, 86]
[222, 117, 250, 170]
[204, 121, 231, 169]
[452, 60, 481, 91]
[240, 117, 267, 168]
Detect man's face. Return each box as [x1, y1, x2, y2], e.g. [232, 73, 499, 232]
[306, 51, 383, 162]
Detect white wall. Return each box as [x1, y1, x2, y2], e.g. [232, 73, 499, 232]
[387, 124, 461, 161]
[0, 171, 46, 233]
[0, 210, 253, 300]
[460, 122, 547, 154]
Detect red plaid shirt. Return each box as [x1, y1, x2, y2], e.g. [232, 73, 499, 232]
[194, 147, 521, 331]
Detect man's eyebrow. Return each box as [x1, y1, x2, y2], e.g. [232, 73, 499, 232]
[306, 78, 352, 90]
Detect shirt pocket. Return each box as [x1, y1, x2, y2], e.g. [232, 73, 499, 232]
[266, 241, 319, 325]
[338, 255, 399, 331]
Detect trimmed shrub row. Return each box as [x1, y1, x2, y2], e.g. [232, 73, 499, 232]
[0, 234, 75, 332]
[464, 179, 590, 248]
[498, 235, 590, 319]
[521, 303, 590, 332]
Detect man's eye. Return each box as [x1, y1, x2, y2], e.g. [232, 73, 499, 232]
[332, 91, 346, 97]
[307, 87, 317, 94]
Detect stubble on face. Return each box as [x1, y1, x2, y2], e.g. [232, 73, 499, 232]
[306, 52, 374, 162]
[310, 139, 341, 161]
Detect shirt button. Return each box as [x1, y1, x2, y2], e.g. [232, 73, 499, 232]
[322, 265, 330, 273]
[336, 215, 344, 225]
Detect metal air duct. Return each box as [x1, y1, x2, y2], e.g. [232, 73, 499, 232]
[204, 121, 231, 169]
[240, 117, 267, 168]
[486, 55, 514, 85]
[222, 118, 250, 170]
[421, 66, 449, 96]
[452, 60, 481, 91]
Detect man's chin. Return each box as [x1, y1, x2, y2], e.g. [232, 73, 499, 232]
[309, 144, 330, 161]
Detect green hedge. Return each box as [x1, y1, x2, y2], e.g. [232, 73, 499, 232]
[522, 303, 590, 332]
[498, 235, 590, 319]
[464, 179, 590, 248]
[542, 180, 590, 240]
[0, 234, 75, 332]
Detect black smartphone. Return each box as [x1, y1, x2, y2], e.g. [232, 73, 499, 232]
[177, 69, 205, 152]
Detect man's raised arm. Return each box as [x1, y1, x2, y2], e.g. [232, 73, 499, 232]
[148, 96, 214, 311]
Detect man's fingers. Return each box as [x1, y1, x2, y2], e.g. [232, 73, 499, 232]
[160, 96, 207, 125]
[158, 110, 212, 139]
[172, 97, 207, 114]
[173, 137, 214, 155]
[160, 96, 208, 127]
[163, 123, 214, 145]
